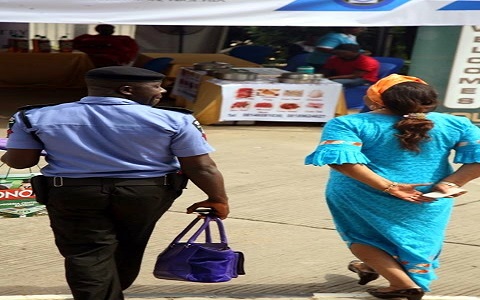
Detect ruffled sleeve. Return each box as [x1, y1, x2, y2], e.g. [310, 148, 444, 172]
[453, 118, 480, 163]
[305, 117, 370, 166]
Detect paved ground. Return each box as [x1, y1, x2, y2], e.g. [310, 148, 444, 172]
[0, 90, 479, 300]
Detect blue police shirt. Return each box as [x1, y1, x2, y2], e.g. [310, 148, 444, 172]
[6, 96, 215, 178]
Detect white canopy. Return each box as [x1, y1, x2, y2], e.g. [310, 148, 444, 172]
[0, 0, 479, 26]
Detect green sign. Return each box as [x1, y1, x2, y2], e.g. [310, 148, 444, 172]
[0, 173, 46, 218]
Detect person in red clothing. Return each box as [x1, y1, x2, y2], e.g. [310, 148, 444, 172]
[73, 24, 139, 67]
[322, 43, 379, 88]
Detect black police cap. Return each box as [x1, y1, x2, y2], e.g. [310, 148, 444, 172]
[85, 66, 165, 81]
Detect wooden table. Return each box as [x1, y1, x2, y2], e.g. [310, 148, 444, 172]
[172, 69, 348, 125]
[0, 51, 95, 88]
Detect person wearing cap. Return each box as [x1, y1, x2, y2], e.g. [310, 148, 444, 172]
[73, 24, 139, 67]
[321, 43, 379, 88]
[305, 74, 480, 300]
[1, 66, 229, 300]
[307, 27, 369, 72]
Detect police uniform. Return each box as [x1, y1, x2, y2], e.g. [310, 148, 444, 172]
[6, 67, 214, 300]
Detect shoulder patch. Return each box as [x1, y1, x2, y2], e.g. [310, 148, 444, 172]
[192, 119, 207, 140]
[154, 106, 193, 114]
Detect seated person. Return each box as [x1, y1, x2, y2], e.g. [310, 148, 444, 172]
[307, 27, 367, 72]
[73, 24, 139, 67]
[321, 43, 379, 88]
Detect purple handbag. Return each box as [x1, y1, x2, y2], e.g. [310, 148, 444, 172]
[153, 214, 245, 282]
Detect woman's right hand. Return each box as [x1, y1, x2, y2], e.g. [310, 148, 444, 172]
[386, 183, 436, 203]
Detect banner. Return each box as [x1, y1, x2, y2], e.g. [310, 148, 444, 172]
[1, 0, 480, 26]
[0, 174, 46, 218]
[218, 79, 341, 122]
[441, 25, 480, 125]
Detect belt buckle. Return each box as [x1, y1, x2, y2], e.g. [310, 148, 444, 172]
[163, 175, 168, 186]
[53, 176, 63, 187]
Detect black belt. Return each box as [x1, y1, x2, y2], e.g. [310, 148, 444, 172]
[45, 176, 170, 187]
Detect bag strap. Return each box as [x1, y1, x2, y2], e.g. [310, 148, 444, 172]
[171, 215, 228, 245]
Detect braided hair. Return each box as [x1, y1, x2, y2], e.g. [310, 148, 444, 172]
[381, 82, 438, 152]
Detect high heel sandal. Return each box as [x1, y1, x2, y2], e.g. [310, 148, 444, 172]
[367, 287, 425, 300]
[347, 260, 379, 285]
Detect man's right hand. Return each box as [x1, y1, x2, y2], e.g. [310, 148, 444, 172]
[186, 200, 229, 219]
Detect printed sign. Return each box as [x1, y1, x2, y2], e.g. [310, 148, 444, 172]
[171, 68, 205, 102]
[217, 79, 342, 122]
[0, 174, 46, 218]
[442, 25, 480, 125]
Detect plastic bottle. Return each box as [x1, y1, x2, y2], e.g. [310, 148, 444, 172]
[32, 35, 42, 52]
[296, 66, 315, 74]
[58, 35, 73, 53]
[16, 36, 30, 52]
[38, 36, 51, 53]
[7, 34, 18, 52]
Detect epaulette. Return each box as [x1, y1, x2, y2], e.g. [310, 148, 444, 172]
[17, 104, 59, 130]
[13, 104, 58, 145]
[17, 103, 59, 112]
[154, 106, 193, 114]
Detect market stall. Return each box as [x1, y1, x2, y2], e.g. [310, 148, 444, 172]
[171, 67, 346, 125]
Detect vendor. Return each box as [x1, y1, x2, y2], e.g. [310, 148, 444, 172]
[73, 24, 139, 67]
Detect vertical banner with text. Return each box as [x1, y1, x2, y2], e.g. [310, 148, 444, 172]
[442, 26, 480, 126]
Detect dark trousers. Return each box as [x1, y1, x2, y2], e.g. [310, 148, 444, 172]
[46, 181, 181, 300]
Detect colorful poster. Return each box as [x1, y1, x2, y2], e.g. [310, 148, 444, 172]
[0, 174, 46, 218]
[218, 80, 342, 122]
[171, 68, 205, 102]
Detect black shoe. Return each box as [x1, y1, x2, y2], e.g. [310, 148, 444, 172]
[367, 287, 425, 300]
[348, 260, 379, 285]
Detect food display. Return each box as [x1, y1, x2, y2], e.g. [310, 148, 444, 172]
[230, 101, 250, 110]
[256, 89, 280, 97]
[283, 90, 304, 97]
[306, 102, 324, 109]
[279, 103, 300, 110]
[254, 102, 274, 109]
[308, 90, 324, 98]
[236, 88, 253, 99]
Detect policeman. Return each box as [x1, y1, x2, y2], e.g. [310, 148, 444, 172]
[1, 66, 229, 300]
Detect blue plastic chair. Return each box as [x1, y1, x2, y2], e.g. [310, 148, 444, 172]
[372, 56, 405, 74]
[284, 53, 310, 72]
[344, 62, 397, 109]
[142, 57, 173, 74]
[229, 45, 274, 64]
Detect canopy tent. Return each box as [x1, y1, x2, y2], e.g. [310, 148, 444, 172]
[0, 0, 479, 26]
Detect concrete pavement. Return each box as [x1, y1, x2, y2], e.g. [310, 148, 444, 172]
[1, 122, 479, 300]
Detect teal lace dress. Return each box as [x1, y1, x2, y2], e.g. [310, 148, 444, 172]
[305, 112, 480, 291]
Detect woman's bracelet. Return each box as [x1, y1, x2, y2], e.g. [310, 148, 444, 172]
[383, 182, 399, 193]
[438, 181, 460, 188]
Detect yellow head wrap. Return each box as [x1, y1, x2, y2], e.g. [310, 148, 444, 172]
[366, 74, 428, 106]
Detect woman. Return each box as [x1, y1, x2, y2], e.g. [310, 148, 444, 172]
[305, 74, 480, 300]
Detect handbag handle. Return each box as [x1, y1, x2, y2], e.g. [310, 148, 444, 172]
[171, 215, 228, 245]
